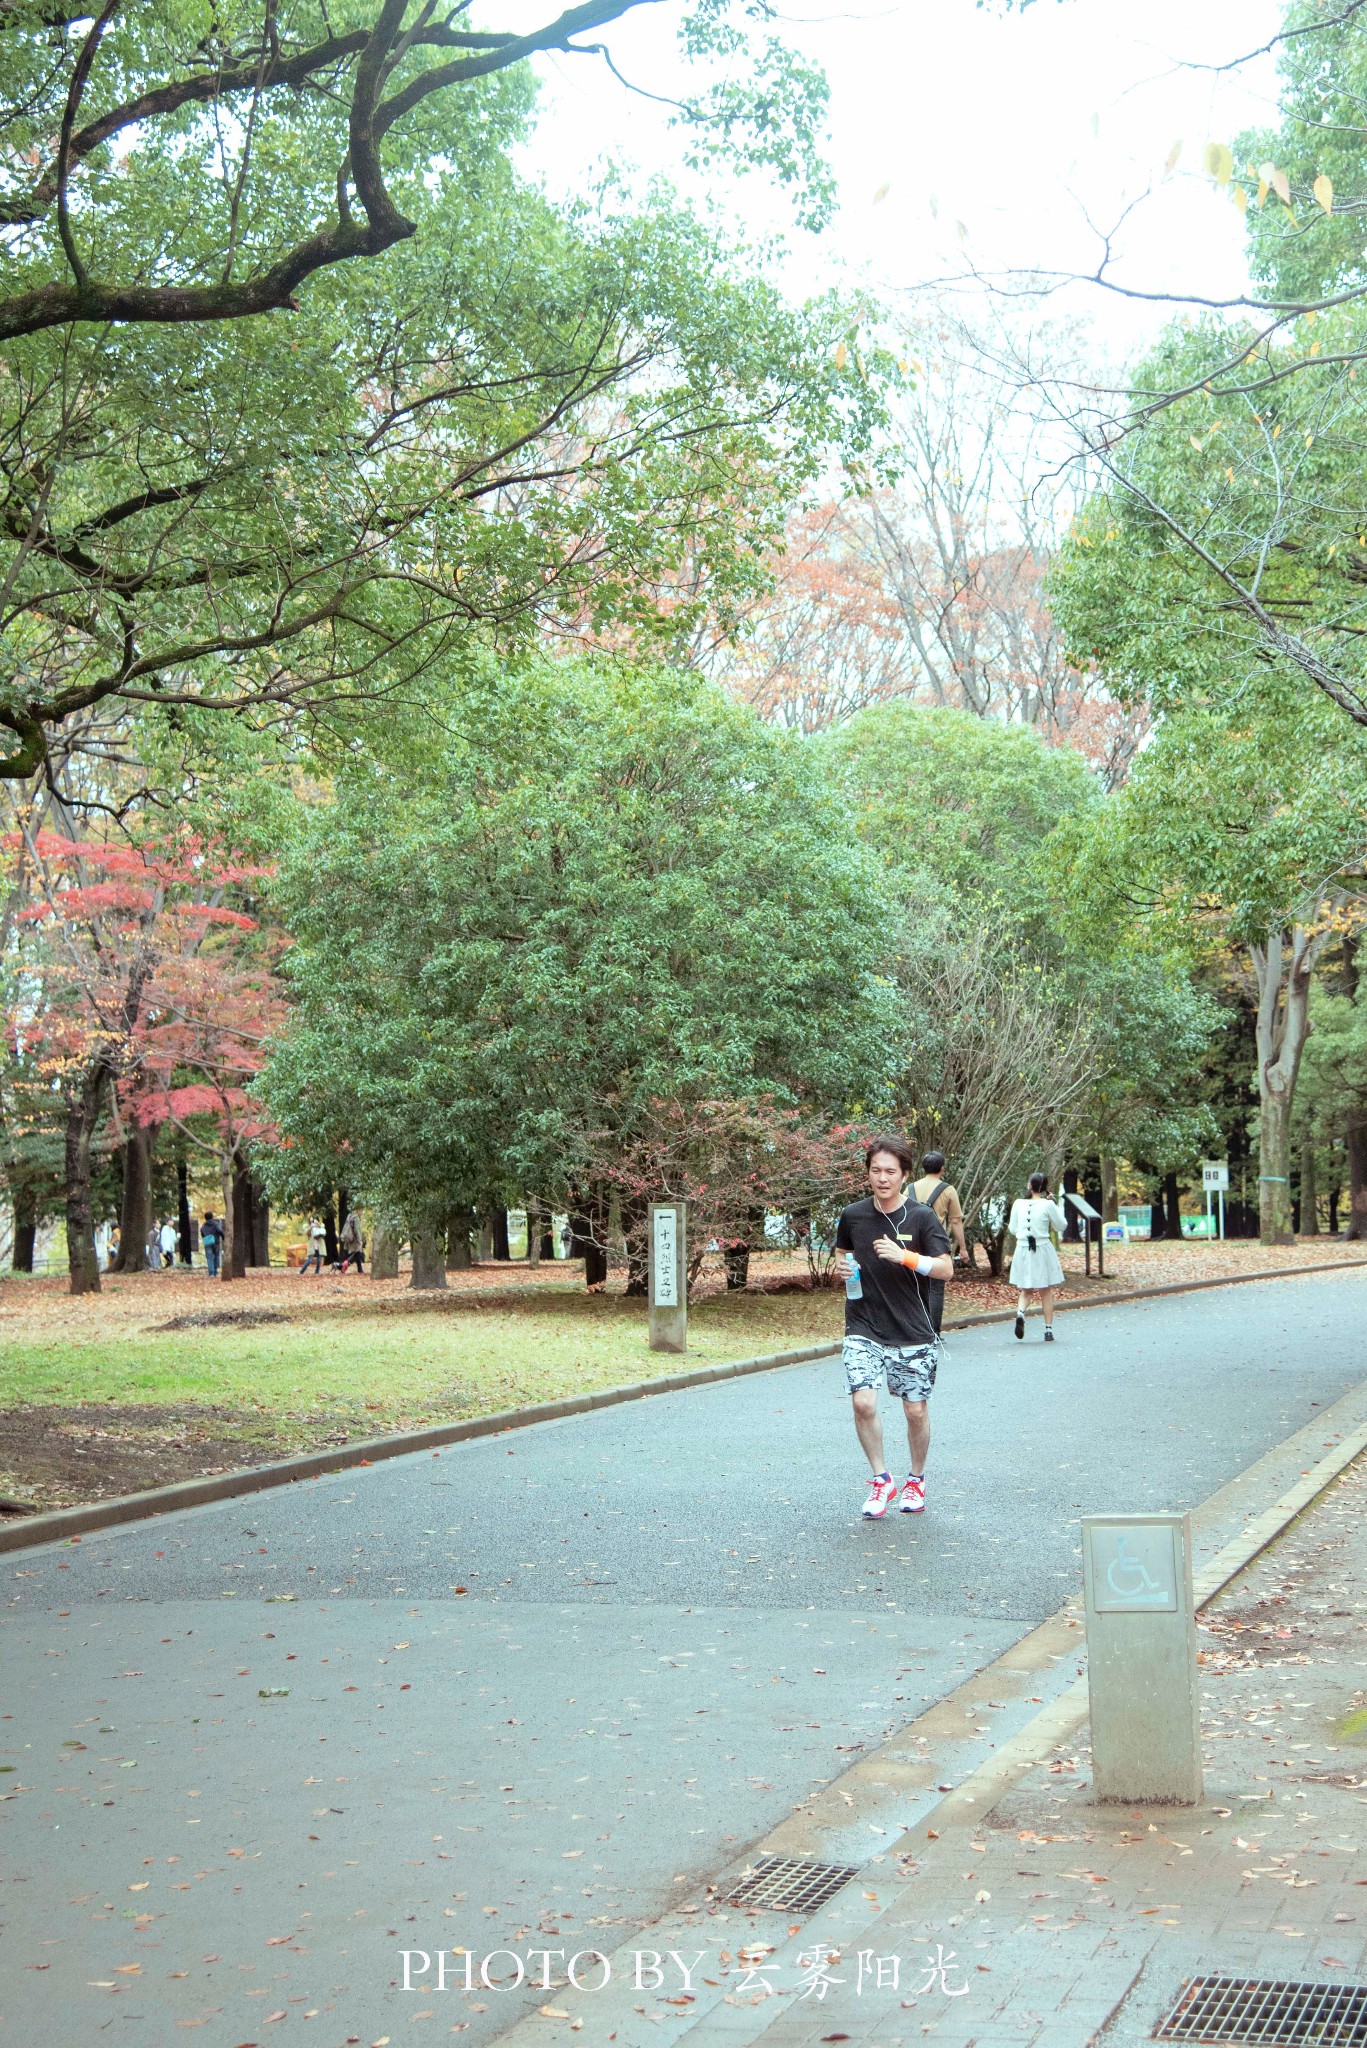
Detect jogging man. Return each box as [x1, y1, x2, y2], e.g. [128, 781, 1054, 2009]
[834, 1136, 953, 1518]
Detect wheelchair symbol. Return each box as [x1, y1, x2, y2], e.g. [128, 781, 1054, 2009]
[1105, 1533, 1168, 1604]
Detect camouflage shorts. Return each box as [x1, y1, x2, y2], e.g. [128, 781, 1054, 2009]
[842, 1335, 940, 1402]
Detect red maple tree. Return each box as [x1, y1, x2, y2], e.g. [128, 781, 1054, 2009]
[4, 828, 280, 1292]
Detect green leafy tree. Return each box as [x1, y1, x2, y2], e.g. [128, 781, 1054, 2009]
[258, 656, 891, 1286]
[1049, 679, 1367, 1242]
[0, 0, 834, 339]
[823, 703, 1218, 1232]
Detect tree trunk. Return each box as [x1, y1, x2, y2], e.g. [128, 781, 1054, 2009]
[478, 1211, 494, 1261]
[11, 1181, 36, 1273]
[177, 1159, 193, 1264]
[322, 1198, 338, 1266]
[491, 1205, 511, 1261]
[371, 1219, 400, 1279]
[1162, 1172, 1182, 1239]
[1258, 1086, 1295, 1245]
[1251, 923, 1331, 1247]
[620, 1195, 647, 1296]
[230, 1158, 251, 1278]
[112, 1123, 155, 1271]
[526, 1199, 541, 1269]
[446, 1209, 473, 1269]
[409, 1217, 448, 1290]
[250, 1181, 270, 1266]
[219, 1153, 237, 1282]
[1300, 1134, 1319, 1237]
[1099, 1156, 1118, 1222]
[1346, 1122, 1367, 1241]
[540, 1222, 557, 1260]
[64, 1066, 107, 1295]
[581, 1196, 609, 1290]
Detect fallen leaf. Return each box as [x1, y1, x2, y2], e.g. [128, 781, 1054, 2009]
[540, 2008, 570, 2020]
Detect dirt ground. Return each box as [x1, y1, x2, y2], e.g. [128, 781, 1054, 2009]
[0, 1236, 1362, 1516]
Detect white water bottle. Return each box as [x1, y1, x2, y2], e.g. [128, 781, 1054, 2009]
[844, 1256, 862, 1300]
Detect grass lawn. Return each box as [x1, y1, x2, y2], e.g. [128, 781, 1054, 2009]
[0, 1269, 846, 1506]
[1, 1282, 842, 1426]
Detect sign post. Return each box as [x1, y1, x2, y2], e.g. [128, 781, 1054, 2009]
[1064, 1188, 1103, 1278]
[1082, 1511, 1202, 1804]
[648, 1201, 687, 1354]
[1202, 1160, 1229, 1241]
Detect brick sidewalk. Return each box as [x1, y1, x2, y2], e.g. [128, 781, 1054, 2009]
[722, 1453, 1367, 2048]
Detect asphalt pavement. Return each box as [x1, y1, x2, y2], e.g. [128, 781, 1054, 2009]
[3, 1269, 1365, 2047]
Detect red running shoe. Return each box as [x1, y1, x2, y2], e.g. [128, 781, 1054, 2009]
[861, 1473, 897, 1519]
[900, 1474, 926, 1514]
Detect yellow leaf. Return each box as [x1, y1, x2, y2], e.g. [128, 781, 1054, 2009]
[1233, 184, 1248, 214]
[1313, 173, 1333, 215]
[1269, 164, 1291, 206]
[1257, 176, 1269, 207]
[1203, 141, 1233, 185]
[1165, 139, 1182, 172]
[540, 2008, 570, 2020]
[872, 181, 891, 204]
[834, 341, 847, 370]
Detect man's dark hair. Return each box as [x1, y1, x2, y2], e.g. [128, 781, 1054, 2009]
[1027, 1171, 1050, 1194]
[921, 1150, 946, 1175]
[865, 1135, 916, 1175]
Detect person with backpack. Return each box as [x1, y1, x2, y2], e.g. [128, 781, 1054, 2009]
[1007, 1171, 1068, 1341]
[911, 1150, 969, 1333]
[336, 1209, 365, 1274]
[200, 1210, 224, 1279]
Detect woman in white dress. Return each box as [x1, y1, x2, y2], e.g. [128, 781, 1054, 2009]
[1007, 1171, 1067, 1341]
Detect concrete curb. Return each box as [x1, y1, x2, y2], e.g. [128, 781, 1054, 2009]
[4, 1255, 1366, 1557]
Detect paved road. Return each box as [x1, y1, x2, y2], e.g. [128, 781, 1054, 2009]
[3, 1271, 1365, 2048]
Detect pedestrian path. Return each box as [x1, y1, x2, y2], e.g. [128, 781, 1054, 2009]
[4, 1271, 1367, 2047]
[490, 1438, 1367, 2047]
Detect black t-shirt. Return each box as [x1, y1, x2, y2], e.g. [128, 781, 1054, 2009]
[834, 1196, 950, 1348]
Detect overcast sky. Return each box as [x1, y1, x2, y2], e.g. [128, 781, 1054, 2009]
[515, 0, 1288, 360]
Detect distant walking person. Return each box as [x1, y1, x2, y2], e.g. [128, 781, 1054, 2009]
[299, 1216, 327, 1275]
[1008, 1172, 1067, 1341]
[834, 1136, 954, 1520]
[159, 1217, 178, 1269]
[337, 1210, 365, 1274]
[200, 1210, 224, 1279]
[911, 1150, 970, 1333]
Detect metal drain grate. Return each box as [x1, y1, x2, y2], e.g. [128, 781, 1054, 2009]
[1156, 1977, 1367, 2044]
[725, 1855, 861, 1916]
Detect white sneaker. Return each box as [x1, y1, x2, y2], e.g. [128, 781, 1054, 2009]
[861, 1473, 897, 1519]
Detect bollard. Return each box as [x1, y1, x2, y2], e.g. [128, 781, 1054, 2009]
[648, 1200, 687, 1354]
[1081, 1511, 1203, 1805]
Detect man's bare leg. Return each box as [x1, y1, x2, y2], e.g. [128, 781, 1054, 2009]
[902, 1397, 930, 1475]
[851, 1388, 887, 1473]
